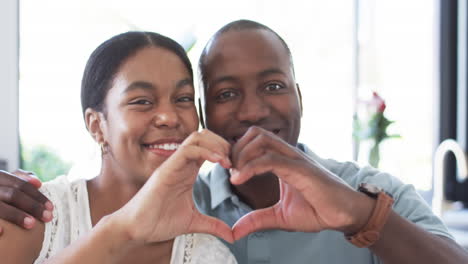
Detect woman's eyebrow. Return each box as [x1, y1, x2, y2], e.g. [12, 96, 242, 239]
[122, 81, 155, 94]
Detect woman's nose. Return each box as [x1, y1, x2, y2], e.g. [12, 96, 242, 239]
[153, 102, 180, 129]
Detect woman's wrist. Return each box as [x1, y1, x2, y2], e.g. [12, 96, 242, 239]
[94, 212, 140, 259]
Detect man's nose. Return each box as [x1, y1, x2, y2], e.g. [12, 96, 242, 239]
[236, 93, 271, 124]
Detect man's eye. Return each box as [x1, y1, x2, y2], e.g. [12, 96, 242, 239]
[216, 90, 237, 101]
[264, 83, 284, 92]
[176, 96, 194, 103]
[130, 99, 152, 105]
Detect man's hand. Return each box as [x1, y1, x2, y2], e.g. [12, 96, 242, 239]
[230, 126, 374, 240]
[0, 170, 53, 231]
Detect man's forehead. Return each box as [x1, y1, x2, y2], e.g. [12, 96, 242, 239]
[206, 29, 286, 58]
[203, 29, 290, 75]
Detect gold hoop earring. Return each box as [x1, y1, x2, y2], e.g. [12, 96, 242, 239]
[100, 142, 107, 154]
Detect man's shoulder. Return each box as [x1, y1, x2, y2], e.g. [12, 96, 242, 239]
[299, 143, 404, 190]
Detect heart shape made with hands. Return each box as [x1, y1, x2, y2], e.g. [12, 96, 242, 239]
[125, 127, 359, 245]
[205, 126, 362, 242]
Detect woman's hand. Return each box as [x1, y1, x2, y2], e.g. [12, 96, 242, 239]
[113, 129, 234, 245]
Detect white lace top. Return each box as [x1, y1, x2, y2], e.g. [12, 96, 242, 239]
[35, 175, 237, 264]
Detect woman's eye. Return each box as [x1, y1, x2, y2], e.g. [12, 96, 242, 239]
[216, 90, 237, 101]
[130, 99, 152, 105]
[265, 83, 284, 92]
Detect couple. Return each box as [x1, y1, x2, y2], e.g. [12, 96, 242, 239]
[0, 20, 467, 263]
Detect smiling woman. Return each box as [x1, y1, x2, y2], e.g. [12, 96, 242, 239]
[0, 31, 237, 264]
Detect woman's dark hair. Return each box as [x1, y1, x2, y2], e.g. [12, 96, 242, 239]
[81, 31, 193, 117]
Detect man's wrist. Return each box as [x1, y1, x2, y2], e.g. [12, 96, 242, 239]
[345, 184, 395, 248]
[340, 191, 376, 235]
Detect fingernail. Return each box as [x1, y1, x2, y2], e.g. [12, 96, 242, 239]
[42, 210, 52, 221]
[24, 217, 35, 228]
[45, 201, 54, 210]
[230, 169, 239, 178]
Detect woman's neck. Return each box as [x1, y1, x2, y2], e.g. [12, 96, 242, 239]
[86, 163, 174, 264]
[86, 160, 145, 226]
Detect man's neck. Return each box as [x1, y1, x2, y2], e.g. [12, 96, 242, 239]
[230, 172, 280, 210]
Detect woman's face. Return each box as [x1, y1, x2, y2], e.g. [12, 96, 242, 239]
[99, 46, 198, 181]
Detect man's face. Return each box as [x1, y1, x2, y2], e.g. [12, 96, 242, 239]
[202, 29, 302, 146]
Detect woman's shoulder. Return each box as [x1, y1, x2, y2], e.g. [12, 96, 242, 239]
[178, 233, 237, 264]
[35, 175, 91, 262]
[41, 175, 86, 195]
[40, 175, 88, 213]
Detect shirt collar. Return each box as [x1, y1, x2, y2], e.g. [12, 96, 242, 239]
[209, 164, 235, 210]
[208, 143, 318, 210]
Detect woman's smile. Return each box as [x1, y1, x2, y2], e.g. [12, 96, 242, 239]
[143, 138, 184, 157]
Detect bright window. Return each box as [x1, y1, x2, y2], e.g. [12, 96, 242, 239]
[20, 0, 434, 192]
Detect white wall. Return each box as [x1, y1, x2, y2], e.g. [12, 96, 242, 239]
[0, 0, 19, 171]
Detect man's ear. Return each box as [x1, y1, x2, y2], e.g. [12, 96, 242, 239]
[198, 98, 206, 129]
[296, 83, 303, 117]
[84, 108, 105, 143]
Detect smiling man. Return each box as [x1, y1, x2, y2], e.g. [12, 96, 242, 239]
[193, 19, 468, 263]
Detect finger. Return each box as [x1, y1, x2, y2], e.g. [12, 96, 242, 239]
[232, 127, 297, 169]
[232, 206, 282, 240]
[231, 126, 263, 165]
[198, 129, 232, 157]
[0, 186, 52, 222]
[231, 126, 264, 154]
[230, 153, 309, 190]
[0, 171, 52, 210]
[232, 132, 269, 169]
[11, 169, 42, 189]
[189, 213, 234, 243]
[181, 132, 231, 168]
[0, 202, 37, 229]
[184, 130, 231, 159]
[156, 145, 232, 187]
[176, 144, 231, 170]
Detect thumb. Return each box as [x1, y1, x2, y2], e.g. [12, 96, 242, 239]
[12, 169, 42, 188]
[232, 206, 282, 241]
[189, 213, 234, 243]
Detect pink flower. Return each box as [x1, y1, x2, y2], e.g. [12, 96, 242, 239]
[369, 91, 386, 113]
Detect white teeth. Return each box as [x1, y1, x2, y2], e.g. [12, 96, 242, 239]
[147, 143, 180, 150]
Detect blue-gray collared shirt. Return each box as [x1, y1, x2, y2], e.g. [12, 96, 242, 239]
[193, 144, 453, 264]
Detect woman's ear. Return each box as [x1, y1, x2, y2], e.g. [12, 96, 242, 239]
[296, 83, 303, 117]
[84, 108, 106, 144]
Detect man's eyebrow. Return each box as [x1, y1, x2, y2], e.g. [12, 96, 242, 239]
[210, 76, 237, 88]
[122, 81, 155, 94]
[257, 68, 286, 78]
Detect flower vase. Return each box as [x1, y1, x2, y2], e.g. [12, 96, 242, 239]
[368, 142, 380, 168]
